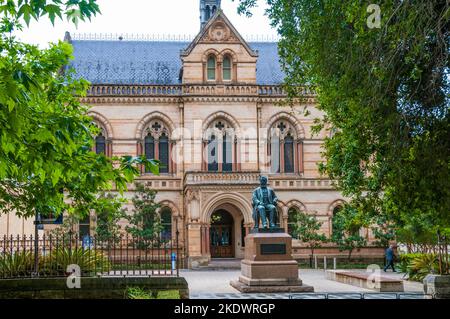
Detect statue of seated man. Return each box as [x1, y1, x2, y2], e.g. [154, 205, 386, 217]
[252, 176, 278, 229]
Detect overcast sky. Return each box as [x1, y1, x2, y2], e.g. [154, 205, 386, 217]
[15, 0, 278, 47]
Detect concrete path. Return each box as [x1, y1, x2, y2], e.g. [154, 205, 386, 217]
[180, 268, 424, 298]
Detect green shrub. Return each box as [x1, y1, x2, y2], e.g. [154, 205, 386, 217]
[45, 248, 111, 275]
[126, 287, 180, 299]
[399, 253, 442, 282]
[0, 251, 37, 277]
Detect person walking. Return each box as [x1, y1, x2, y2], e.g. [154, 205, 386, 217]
[384, 244, 396, 272]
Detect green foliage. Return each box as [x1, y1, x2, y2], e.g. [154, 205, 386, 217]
[290, 210, 327, 256]
[0, 248, 110, 277]
[0, 250, 36, 277]
[45, 247, 111, 275]
[125, 182, 162, 248]
[0, 0, 159, 221]
[94, 192, 126, 243]
[236, 0, 450, 244]
[402, 253, 440, 282]
[331, 205, 366, 260]
[126, 287, 180, 299]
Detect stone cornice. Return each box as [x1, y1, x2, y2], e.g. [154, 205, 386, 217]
[82, 84, 316, 104]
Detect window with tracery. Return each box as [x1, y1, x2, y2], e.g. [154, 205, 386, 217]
[207, 55, 216, 80]
[143, 120, 171, 174]
[269, 120, 302, 174]
[204, 120, 235, 172]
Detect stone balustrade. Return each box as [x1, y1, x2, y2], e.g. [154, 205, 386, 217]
[184, 171, 261, 186]
[86, 84, 315, 97]
[183, 172, 333, 189]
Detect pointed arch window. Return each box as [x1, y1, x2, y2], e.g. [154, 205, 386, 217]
[223, 55, 232, 81]
[206, 5, 211, 20]
[143, 121, 172, 174]
[204, 120, 237, 172]
[161, 207, 172, 242]
[269, 120, 303, 174]
[207, 55, 216, 80]
[95, 134, 106, 155]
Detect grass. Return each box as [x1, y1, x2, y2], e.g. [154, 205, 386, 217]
[126, 287, 180, 299]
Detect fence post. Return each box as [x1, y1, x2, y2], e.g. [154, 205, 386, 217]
[324, 256, 327, 271]
[334, 257, 337, 270]
[314, 255, 318, 269]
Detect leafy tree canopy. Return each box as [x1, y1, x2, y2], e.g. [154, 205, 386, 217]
[0, 0, 158, 219]
[236, 0, 450, 239]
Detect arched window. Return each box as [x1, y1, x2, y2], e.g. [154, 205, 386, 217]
[206, 5, 211, 20]
[143, 120, 172, 174]
[95, 134, 106, 155]
[223, 56, 232, 81]
[205, 119, 236, 172]
[207, 55, 216, 80]
[287, 207, 298, 237]
[159, 134, 169, 173]
[269, 120, 300, 174]
[332, 205, 343, 235]
[79, 215, 90, 239]
[212, 5, 217, 15]
[160, 208, 172, 242]
[208, 134, 219, 171]
[284, 134, 294, 173]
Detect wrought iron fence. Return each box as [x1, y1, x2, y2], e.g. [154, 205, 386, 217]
[0, 233, 182, 279]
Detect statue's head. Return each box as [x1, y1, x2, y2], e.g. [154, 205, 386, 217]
[259, 176, 268, 187]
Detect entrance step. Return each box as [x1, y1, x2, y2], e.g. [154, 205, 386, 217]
[196, 259, 242, 271]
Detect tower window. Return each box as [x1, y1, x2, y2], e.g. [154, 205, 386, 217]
[223, 56, 232, 81]
[207, 55, 216, 80]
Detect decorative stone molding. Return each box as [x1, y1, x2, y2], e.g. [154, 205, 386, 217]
[135, 111, 176, 140]
[202, 111, 242, 137]
[201, 192, 253, 224]
[327, 199, 347, 216]
[265, 112, 306, 140]
[87, 111, 114, 139]
[158, 200, 181, 217]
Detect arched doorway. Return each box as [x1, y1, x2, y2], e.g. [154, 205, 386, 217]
[210, 209, 234, 258]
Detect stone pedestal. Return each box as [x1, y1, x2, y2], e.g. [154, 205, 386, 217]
[230, 230, 314, 293]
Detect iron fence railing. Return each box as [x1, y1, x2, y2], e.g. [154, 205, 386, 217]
[289, 292, 433, 299]
[0, 233, 182, 279]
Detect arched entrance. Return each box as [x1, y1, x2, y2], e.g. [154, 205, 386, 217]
[210, 209, 234, 258]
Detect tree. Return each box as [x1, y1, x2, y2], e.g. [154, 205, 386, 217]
[331, 206, 366, 260]
[290, 210, 327, 263]
[0, 1, 158, 222]
[94, 192, 126, 244]
[125, 182, 162, 248]
[235, 0, 450, 242]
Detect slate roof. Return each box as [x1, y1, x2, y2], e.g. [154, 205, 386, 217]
[69, 40, 284, 85]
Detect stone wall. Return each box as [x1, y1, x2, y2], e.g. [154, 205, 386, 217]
[0, 277, 189, 299]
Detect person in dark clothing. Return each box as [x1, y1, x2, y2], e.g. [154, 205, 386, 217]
[384, 244, 396, 272]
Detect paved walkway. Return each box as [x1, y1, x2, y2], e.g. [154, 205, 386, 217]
[179, 269, 424, 299]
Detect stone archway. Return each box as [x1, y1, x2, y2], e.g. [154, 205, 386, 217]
[202, 193, 252, 259]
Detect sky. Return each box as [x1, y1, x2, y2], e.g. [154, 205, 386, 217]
[15, 0, 278, 47]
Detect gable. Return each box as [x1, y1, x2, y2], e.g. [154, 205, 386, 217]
[182, 9, 258, 58]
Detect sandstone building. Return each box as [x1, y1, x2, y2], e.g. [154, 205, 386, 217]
[0, 1, 382, 266]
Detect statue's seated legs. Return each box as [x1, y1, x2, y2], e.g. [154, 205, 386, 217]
[257, 204, 277, 229]
[266, 204, 277, 228]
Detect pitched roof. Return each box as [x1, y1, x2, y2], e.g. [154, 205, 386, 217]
[69, 40, 284, 85]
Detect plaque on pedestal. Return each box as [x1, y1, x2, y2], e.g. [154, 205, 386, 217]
[230, 176, 314, 293]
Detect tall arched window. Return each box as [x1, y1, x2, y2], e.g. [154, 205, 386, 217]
[207, 55, 216, 80]
[223, 56, 232, 81]
[143, 120, 172, 174]
[205, 120, 236, 172]
[332, 205, 343, 235]
[284, 134, 294, 173]
[208, 134, 218, 171]
[269, 120, 300, 174]
[160, 208, 172, 242]
[95, 133, 106, 155]
[287, 207, 298, 237]
[206, 6, 211, 20]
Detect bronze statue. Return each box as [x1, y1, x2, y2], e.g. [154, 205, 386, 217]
[252, 176, 278, 230]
